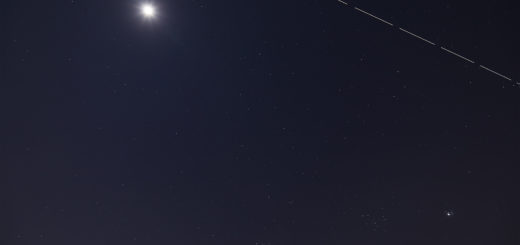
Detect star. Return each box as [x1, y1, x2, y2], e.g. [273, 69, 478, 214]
[444, 210, 455, 217]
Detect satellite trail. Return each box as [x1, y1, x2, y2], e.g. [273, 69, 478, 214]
[337, 0, 516, 86]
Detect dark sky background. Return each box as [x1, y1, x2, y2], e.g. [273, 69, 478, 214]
[2, 0, 520, 244]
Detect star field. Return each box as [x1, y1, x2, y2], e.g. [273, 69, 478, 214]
[2, 0, 520, 244]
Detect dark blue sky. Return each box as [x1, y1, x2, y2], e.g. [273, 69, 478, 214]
[2, 0, 520, 244]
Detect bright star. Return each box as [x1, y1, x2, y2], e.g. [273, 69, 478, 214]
[444, 210, 455, 217]
[140, 3, 157, 19]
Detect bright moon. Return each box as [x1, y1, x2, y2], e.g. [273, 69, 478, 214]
[140, 3, 157, 19]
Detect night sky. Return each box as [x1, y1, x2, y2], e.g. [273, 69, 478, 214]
[3, 0, 520, 244]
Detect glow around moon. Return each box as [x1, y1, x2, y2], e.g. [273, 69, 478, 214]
[140, 3, 157, 19]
